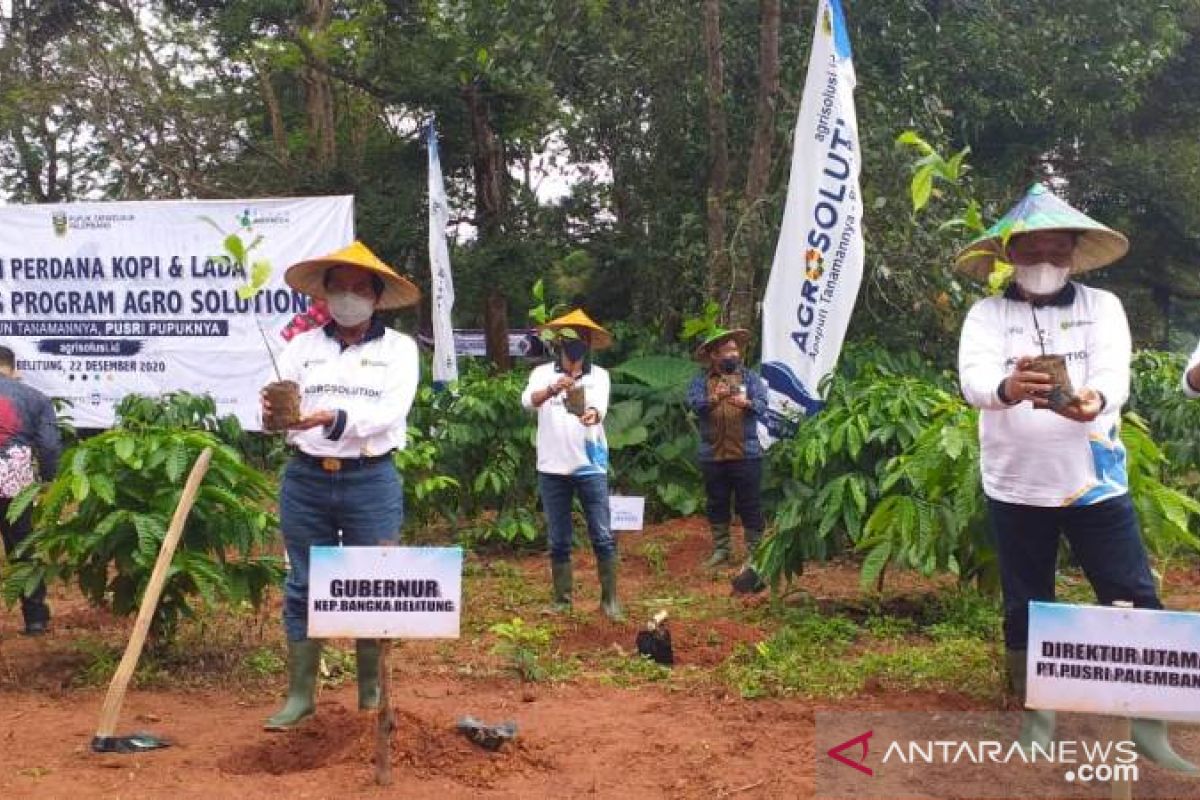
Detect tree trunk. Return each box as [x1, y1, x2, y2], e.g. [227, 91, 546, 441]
[463, 80, 507, 240]
[731, 0, 781, 333]
[254, 57, 290, 166]
[1152, 284, 1171, 349]
[744, 0, 780, 203]
[301, 0, 336, 171]
[484, 290, 511, 372]
[463, 79, 512, 371]
[701, 0, 731, 322]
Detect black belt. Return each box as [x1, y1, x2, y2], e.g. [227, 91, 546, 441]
[293, 450, 395, 473]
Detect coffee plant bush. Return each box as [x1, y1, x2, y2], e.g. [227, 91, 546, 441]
[2, 393, 281, 642]
[757, 344, 1200, 595]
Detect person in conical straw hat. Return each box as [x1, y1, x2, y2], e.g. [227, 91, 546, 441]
[957, 184, 1196, 772]
[260, 240, 420, 731]
[520, 309, 622, 620]
[686, 328, 769, 594]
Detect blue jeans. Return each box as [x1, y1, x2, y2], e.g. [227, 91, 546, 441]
[988, 493, 1161, 652]
[538, 471, 615, 564]
[279, 457, 403, 641]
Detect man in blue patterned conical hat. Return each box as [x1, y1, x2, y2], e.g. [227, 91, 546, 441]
[957, 184, 1196, 773]
[954, 182, 1129, 282]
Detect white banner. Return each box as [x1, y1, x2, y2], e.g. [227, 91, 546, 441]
[1027, 601, 1200, 723]
[427, 119, 458, 386]
[760, 0, 863, 441]
[0, 196, 353, 429]
[308, 546, 462, 639]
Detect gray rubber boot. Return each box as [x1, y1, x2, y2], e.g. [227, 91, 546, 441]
[356, 639, 381, 711]
[702, 523, 732, 569]
[265, 639, 322, 730]
[597, 556, 624, 621]
[1132, 718, 1199, 773]
[1006, 649, 1055, 753]
[550, 560, 573, 611]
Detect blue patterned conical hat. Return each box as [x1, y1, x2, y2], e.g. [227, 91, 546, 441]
[954, 183, 1129, 281]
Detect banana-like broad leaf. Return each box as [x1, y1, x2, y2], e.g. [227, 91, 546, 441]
[610, 355, 697, 390]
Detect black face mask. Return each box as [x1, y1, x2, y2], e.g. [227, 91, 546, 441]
[562, 338, 589, 362]
[719, 357, 740, 374]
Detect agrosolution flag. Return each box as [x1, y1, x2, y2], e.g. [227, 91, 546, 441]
[759, 0, 863, 441]
[427, 117, 458, 386]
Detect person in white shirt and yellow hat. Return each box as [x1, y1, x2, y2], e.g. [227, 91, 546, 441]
[958, 183, 1195, 771]
[261, 241, 420, 730]
[520, 309, 622, 621]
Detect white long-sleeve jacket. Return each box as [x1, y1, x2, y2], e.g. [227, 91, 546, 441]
[277, 318, 419, 457]
[520, 362, 610, 476]
[958, 283, 1130, 507]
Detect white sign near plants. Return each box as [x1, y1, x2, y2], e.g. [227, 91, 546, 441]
[610, 495, 645, 531]
[1026, 601, 1200, 723]
[0, 196, 354, 429]
[307, 546, 463, 639]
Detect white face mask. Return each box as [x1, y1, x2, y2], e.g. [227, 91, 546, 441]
[326, 291, 375, 327]
[1014, 262, 1070, 296]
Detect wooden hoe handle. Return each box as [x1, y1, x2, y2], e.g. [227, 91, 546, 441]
[94, 447, 214, 739]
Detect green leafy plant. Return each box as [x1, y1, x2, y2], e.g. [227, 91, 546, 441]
[1122, 412, 1200, 575]
[3, 395, 283, 643]
[897, 130, 1013, 294]
[857, 399, 993, 593]
[758, 342, 1200, 596]
[407, 363, 541, 545]
[527, 278, 578, 349]
[1128, 350, 1200, 475]
[392, 416, 461, 535]
[637, 540, 668, 578]
[489, 616, 552, 682]
[759, 344, 957, 589]
[198, 214, 271, 301]
[608, 354, 704, 518]
[51, 397, 78, 449]
[680, 299, 722, 343]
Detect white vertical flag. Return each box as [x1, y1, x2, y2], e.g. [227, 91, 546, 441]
[759, 0, 863, 441]
[427, 117, 458, 386]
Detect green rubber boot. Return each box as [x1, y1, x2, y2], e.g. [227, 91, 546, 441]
[597, 556, 624, 621]
[703, 523, 732, 569]
[1006, 649, 1055, 753]
[1132, 718, 1199, 773]
[264, 639, 322, 730]
[550, 560, 573, 612]
[356, 639, 381, 711]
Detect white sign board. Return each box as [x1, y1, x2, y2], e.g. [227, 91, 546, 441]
[1027, 601, 1200, 722]
[0, 196, 354, 429]
[308, 546, 462, 639]
[610, 495, 645, 531]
